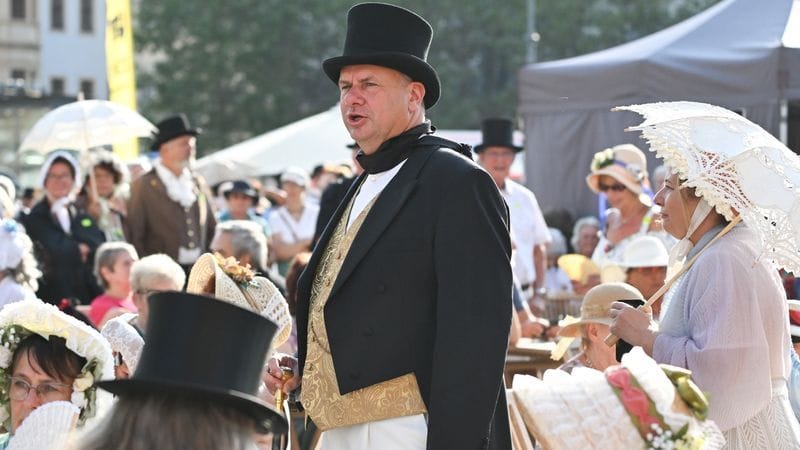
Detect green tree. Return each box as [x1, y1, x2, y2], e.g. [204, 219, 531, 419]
[135, 0, 719, 154]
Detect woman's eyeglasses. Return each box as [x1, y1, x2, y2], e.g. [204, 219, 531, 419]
[598, 183, 627, 192]
[8, 377, 70, 401]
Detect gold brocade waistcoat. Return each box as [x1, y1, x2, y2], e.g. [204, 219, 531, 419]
[301, 192, 427, 431]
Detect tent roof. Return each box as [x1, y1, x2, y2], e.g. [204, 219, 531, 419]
[520, 0, 800, 112]
[195, 107, 525, 185]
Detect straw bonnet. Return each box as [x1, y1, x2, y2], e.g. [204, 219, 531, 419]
[513, 347, 724, 449]
[187, 253, 291, 347]
[586, 144, 651, 207]
[557, 254, 600, 285]
[559, 282, 643, 338]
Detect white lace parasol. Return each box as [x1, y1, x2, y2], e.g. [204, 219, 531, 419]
[616, 101, 800, 274]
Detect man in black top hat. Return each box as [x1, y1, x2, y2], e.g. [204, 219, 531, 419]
[267, 4, 512, 450]
[127, 114, 216, 272]
[475, 118, 550, 312]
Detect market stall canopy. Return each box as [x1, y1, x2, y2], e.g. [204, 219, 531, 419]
[518, 0, 800, 218]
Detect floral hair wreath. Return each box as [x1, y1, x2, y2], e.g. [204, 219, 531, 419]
[591, 148, 646, 183]
[0, 300, 113, 429]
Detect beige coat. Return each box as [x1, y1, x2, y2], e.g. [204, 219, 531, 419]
[127, 169, 216, 263]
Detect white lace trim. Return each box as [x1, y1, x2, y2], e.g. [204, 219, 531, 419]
[154, 161, 197, 208]
[100, 313, 143, 374]
[618, 101, 800, 274]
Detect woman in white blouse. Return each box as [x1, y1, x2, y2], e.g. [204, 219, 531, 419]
[268, 167, 319, 276]
[609, 170, 800, 448]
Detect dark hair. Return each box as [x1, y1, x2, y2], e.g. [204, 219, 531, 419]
[92, 161, 123, 185]
[10, 334, 86, 382]
[284, 252, 311, 316]
[50, 157, 76, 180]
[79, 392, 257, 450]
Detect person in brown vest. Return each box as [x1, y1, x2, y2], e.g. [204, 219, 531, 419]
[266, 3, 512, 449]
[127, 114, 216, 274]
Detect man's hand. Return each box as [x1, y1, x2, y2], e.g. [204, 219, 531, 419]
[78, 243, 91, 263]
[264, 353, 301, 395]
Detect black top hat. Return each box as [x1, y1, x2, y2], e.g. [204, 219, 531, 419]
[473, 118, 523, 153]
[223, 180, 258, 202]
[322, 3, 440, 108]
[152, 114, 201, 149]
[97, 292, 287, 434]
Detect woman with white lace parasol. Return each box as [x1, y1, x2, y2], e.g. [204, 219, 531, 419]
[608, 101, 800, 448]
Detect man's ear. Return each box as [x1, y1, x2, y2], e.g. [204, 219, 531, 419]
[408, 81, 426, 111]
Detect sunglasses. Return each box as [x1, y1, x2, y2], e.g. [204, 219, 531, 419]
[598, 183, 627, 192]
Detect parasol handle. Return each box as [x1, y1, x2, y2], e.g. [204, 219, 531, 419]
[605, 215, 742, 347]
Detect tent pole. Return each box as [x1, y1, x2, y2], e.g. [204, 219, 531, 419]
[780, 99, 788, 145]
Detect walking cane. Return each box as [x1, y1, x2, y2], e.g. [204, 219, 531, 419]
[273, 367, 294, 450]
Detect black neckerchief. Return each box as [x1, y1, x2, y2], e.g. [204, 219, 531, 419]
[356, 122, 433, 174]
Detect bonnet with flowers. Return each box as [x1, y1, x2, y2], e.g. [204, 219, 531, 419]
[0, 299, 113, 429]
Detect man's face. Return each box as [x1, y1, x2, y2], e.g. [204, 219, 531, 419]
[478, 146, 515, 187]
[626, 266, 667, 300]
[160, 135, 196, 170]
[338, 64, 425, 154]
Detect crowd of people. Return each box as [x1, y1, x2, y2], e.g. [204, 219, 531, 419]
[0, 2, 797, 449]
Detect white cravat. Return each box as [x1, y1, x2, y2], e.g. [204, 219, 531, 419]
[50, 197, 72, 234]
[347, 161, 406, 230]
[154, 161, 197, 208]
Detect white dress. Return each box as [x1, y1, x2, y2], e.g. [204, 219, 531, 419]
[654, 224, 800, 449]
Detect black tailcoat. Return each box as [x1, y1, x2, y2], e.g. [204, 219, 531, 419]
[297, 143, 513, 450]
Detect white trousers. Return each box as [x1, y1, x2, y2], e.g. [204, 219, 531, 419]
[319, 414, 427, 450]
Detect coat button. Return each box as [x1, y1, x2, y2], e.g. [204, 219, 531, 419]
[187, 230, 194, 237]
[377, 283, 385, 293]
[362, 327, 374, 337]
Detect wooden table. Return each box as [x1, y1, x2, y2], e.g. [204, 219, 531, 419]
[504, 338, 563, 385]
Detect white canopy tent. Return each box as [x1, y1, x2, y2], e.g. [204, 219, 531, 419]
[196, 106, 524, 185]
[518, 0, 800, 218]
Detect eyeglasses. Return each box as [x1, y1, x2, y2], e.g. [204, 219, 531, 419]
[598, 183, 627, 192]
[8, 377, 70, 402]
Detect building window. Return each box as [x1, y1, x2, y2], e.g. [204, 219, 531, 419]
[80, 0, 93, 32]
[10, 69, 25, 82]
[11, 0, 26, 19]
[51, 78, 65, 96]
[80, 79, 94, 99]
[51, 0, 64, 30]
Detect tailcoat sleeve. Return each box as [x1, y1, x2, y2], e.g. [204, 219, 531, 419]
[427, 166, 513, 449]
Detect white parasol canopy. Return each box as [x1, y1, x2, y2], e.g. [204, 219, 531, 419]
[617, 101, 800, 274]
[18, 100, 156, 154]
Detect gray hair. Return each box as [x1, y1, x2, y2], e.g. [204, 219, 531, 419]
[77, 393, 258, 450]
[130, 254, 185, 293]
[94, 242, 138, 289]
[571, 216, 601, 251]
[215, 221, 268, 272]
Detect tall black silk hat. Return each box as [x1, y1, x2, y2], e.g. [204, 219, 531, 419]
[97, 291, 287, 434]
[152, 114, 201, 149]
[474, 118, 524, 153]
[322, 3, 441, 108]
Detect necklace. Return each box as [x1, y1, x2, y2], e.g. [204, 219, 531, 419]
[581, 353, 594, 369]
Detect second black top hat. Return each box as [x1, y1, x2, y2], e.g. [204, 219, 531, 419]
[474, 118, 523, 153]
[97, 291, 287, 434]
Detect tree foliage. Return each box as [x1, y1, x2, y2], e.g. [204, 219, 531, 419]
[135, 0, 719, 155]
